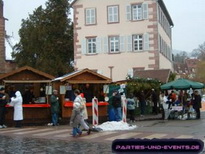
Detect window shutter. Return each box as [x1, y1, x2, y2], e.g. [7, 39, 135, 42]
[96, 37, 101, 54]
[143, 33, 149, 51]
[127, 35, 132, 52]
[120, 36, 125, 52]
[126, 5, 131, 21]
[81, 39, 87, 54]
[114, 6, 119, 22]
[103, 37, 108, 53]
[142, 2, 148, 20]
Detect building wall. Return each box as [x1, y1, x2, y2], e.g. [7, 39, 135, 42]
[0, 0, 5, 73]
[159, 53, 173, 70]
[0, 0, 17, 74]
[73, 0, 173, 81]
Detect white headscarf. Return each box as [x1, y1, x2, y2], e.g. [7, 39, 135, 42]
[11, 91, 23, 104]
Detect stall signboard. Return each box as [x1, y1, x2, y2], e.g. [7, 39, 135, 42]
[60, 85, 66, 94]
[103, 85, 109, 94]
[66, 85, 72, 91]
[46, 86, 52, 95]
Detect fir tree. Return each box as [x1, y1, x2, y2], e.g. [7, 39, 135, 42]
[12, 0, 73, 76]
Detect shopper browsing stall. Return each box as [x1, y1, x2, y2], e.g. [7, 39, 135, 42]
[50, 90, 60, 126]
[0, 88, 7, 128]
[10, 91, 23, 128]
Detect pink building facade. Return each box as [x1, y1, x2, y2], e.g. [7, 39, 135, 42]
[72, 0, 174, 81]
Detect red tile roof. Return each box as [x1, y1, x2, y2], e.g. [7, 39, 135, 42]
[133, 69, 171, 83]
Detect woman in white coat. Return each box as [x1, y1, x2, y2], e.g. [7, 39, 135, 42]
[10, 91, 23, 128]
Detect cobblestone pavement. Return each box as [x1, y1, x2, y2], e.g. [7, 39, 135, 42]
[0, 135, 111, 154]
[0, 125, 201, 142]
[0, 124, 204, 154]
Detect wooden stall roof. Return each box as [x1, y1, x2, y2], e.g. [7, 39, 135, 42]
[0, 66, 55, 83]
[53, 68, 112, 84]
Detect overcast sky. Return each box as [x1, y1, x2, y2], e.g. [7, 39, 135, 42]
[4, 0, 205, 59]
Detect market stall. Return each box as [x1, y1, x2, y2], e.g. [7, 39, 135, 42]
[0, 66, 54, 126]
[52, 68, 111, 123]
[160, 78, 204, 120]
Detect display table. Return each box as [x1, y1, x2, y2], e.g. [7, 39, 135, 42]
[171, 106, 183, 111]
[6, 104, 51, 126]
[62, 101, 109, 123]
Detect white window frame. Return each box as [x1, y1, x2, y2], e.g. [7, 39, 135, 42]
[133, 34, 143, 51]
[109, 36, 120, 53]
[85, 8, 96, 25]
[107, 5, 119, 23]
[87, 37, 96, 54]
[131, 4, 142, 20]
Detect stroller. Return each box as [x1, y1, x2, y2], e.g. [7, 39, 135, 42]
[177, 100, 196, 120]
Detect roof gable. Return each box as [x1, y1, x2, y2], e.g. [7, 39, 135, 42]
[0, 66, 54, 81]
[53, 68, 111, 83]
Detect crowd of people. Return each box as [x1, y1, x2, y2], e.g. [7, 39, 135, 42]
[0, 85, 203, 135]
[108, 88, 203, 123]
[160, 90, 202, 120]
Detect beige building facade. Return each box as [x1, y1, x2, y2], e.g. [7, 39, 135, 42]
[72, 0, 174, 81]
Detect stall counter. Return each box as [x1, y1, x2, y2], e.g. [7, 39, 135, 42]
[62, 101, 109, 123]
[6, 104, 50, 108]
[5, 104, 51, 126]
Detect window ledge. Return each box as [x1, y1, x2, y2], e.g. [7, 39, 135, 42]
[108, 52, 121, 54]
[85, 53, 98, 56]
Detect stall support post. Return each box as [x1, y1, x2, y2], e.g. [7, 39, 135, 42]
[121, 95, 127, 123]
[92, 97, 98, 125]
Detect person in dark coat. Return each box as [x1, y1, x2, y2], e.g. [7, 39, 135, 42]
[112, 90, 122, 121]
[83, 84, 93, 103]
[23, 88, 34, 104]
[151, 89, 158, 115]
[50, 90, 60, 126]
[0, 88, 7, 128]
[192, 90, 202, 119]
[139, 91, 146, 116]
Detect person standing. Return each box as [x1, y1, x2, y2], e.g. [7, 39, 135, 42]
[83, 84, 93, 103]
[112, 90, 122, 121]
[50, 90, 60, 126]
[73, 89, 91, 134]
[151, 89, 158, 115]
[139, 91, 146, 117]
[80, 93, 88, 122]
[168, 90, 177, 109]
[70, 100, 82, 137]
[108, 93, 116, 121]
[127, 94, 136, 122]
[0, 88, 7, 128]
[10, 91, 23, 128]
[159, 92, 169, 120]
[23, 88, 34, 104]
[192, 90, 202, 119]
